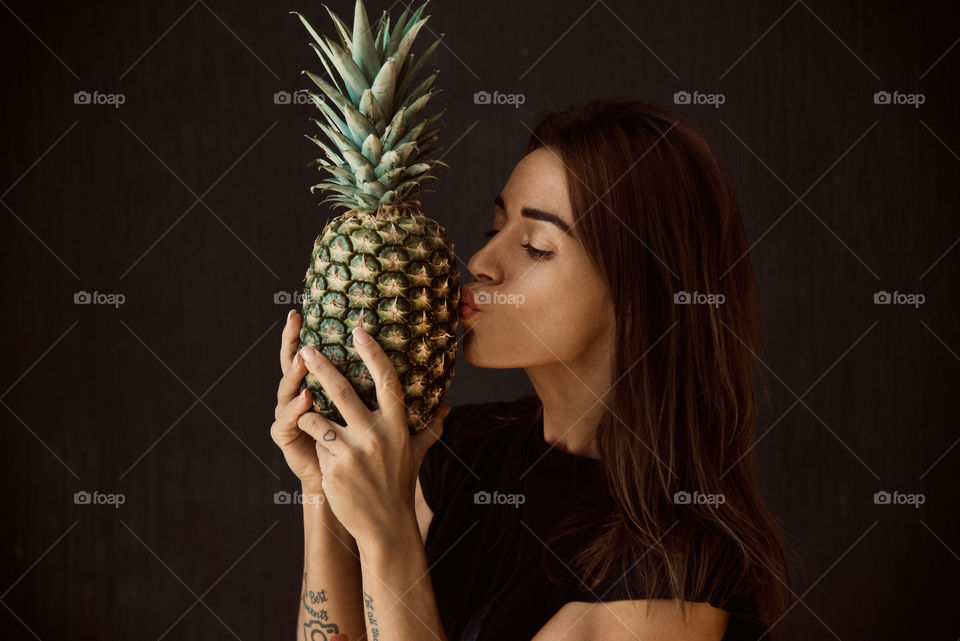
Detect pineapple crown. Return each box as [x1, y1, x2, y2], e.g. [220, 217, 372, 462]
[292, 0, 446, 214]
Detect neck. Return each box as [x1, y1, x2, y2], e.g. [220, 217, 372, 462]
[525, 356, 610, 461]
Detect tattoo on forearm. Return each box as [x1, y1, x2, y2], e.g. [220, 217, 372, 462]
[302, 571, 343, 641]
[363, 590, 380, 641]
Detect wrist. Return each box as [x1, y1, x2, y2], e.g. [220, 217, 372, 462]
[357, 512, 422, 566]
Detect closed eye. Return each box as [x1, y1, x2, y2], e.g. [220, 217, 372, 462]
[482, 229, 554, 261]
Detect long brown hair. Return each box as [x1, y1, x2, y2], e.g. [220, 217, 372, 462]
[527, 98, 798, 633]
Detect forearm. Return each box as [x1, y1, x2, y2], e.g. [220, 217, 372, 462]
[357, 515, 447, 641]
[297, 482, 366, 641]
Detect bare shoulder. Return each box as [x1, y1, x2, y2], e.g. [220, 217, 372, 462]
[531, 599, 730, 641]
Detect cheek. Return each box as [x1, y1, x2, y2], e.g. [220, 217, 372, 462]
[462, 263, 611, 367]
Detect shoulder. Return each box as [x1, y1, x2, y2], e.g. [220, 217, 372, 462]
[532, 599, 730, 641]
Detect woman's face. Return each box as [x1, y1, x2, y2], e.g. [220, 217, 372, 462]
[461, 147, 614, 370]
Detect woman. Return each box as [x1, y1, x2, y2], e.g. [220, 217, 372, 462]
[271, 97, 797, 640]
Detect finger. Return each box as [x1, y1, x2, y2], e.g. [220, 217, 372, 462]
[298, 411, 347, 455]
[270, 388, 315, 447]
[351, 326, 407, 429]
[299, 346, 371, 427]
[277, 350, 308, 406]
[315, 439, 331, 473]
[280, 309, 302, 375]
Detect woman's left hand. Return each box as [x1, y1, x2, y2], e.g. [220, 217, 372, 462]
[296, 325, 450, 551]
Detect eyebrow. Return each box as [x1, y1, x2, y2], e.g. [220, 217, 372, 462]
[493, 193, 574, 236]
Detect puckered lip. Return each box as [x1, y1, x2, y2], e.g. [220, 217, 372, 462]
[460, 285, 481, 312]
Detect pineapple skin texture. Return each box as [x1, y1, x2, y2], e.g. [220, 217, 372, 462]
[297, 206, 459, 433]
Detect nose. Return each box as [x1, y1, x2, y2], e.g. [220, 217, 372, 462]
[466, 240, 500, 288]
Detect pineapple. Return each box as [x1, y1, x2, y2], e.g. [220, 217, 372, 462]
[291, 0, 459, 434]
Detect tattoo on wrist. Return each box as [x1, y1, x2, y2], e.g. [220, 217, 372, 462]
[302, 571, 341, 640]
[363, 590, 380, 641]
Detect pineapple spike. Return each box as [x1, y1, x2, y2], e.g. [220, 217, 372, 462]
[358, 90, 386, 134]
[388, 1, 430, 57]
[320, 3, 353, 54]
[389, 16, 429, 74]
[304, 134, 345, 166]
[318, 34, 369, 103]
[350, 0, 379, 84]
[386, 4, 413, 52]
[403, 89, 439, 124]
[342, 102, 377, 146]
[301, 70, 350, 113]
[369, 57, 398, 116]
[374, 12, 390, 54]
[306, 42, 350, 99]
[291, 11, 328, 50]
[396, 38, 443, 101]
[401, 70, 439, 109]
[304, 91, 349, 134]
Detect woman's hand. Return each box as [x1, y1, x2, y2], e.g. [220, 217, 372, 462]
[295, 324, 450, 552]
[270, 309, 324, 488]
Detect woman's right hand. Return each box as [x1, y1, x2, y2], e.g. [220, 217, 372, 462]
[270, 309, 323, 488]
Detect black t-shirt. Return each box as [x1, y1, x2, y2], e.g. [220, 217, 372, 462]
[418, 396, 769, 641]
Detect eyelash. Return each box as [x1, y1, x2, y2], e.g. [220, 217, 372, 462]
[482, 229, 554, 260]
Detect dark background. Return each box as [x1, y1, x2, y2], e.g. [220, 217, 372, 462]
[2, 0, 958, 638]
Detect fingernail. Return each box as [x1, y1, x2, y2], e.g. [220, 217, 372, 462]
[352, 326, 371, 345]
[287, 309, 294, 323]
[301, 346, 317, 362]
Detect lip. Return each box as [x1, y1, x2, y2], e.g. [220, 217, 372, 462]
[459, 285, 482, 319]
